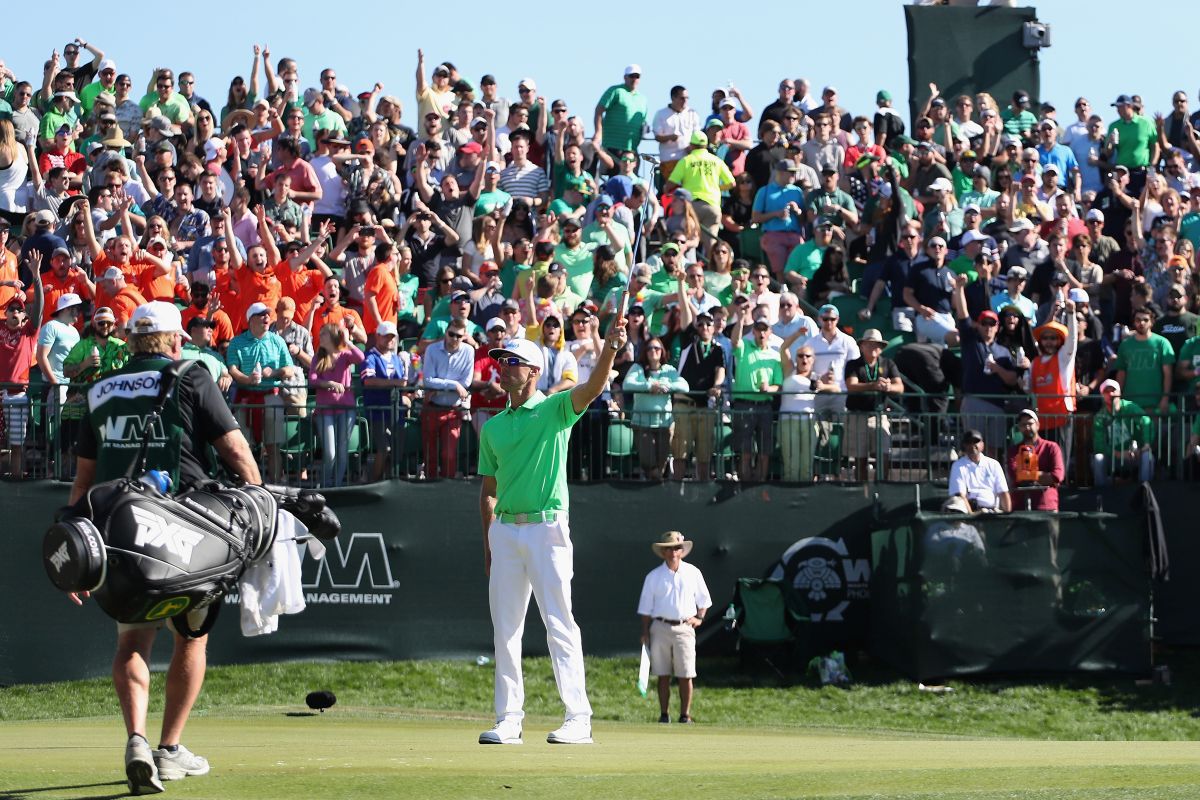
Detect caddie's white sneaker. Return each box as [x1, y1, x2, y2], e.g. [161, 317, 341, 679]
[125, 735, 164, 795]
[546, 717, 593, 744]
[479, 718, 523, 744]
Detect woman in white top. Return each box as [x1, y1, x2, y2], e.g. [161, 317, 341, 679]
[0, 119, 31, 214]
[779, 335, 836, 483]
[461, 214, 500, 279]
[535, 315, 579, 396]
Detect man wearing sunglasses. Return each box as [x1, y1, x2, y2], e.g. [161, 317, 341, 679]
[478, 304, 629, 747]
[953, 275, 1024, 450]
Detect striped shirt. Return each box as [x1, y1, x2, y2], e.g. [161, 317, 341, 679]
[498, 162, 550, 200]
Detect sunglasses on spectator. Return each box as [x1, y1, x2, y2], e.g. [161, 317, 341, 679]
[797, 353, 814, 359]
[820, 317, 838, 322]
[753, 273, 770, 280]
[446, 332, 465, 339]
[439, 278, 453, 284]
[497, 357, 528, 367]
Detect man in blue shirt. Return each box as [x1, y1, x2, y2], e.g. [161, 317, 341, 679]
[751, 159, 806, 275]
[421, 318, 474, 478]
[225, 301, 296, 480]
[1036, 120, 1080, 193]
[362, 321, 411, 481]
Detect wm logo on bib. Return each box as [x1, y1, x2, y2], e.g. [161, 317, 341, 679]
[132, 507, 203, 564]
[101, 414, 167, 443]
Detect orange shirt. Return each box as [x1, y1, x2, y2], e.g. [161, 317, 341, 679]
[35, 269, 94, 326]
[362, 263, 398, 335]
[0, 250, 19, 310]
[234, 264, 283, 331]
[310, 304, 363, 340]
[180, 305, 236, 349]
[109, 285, 148, 328]
[273, 263, 325, 327]
[94, 252, 174, 302]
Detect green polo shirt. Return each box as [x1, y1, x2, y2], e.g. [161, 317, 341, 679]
[1107, 115, 1157, 169]
[553, 241, 600, 298]
[596, 85, 647, 152]
[479, 390, 583, 514]
[783, 240, 826, 280]
[732, 338, 782, 400]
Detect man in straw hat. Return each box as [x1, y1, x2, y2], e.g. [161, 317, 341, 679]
[844, 328, 903, 481]
[637, 531, 711, 724]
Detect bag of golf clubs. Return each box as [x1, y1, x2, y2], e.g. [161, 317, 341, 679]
[41, 360, 340, 637]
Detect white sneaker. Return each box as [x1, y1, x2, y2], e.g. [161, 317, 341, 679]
[478, 718, 523, 745]
[546, 717, 593, 744]
[152, 744, 210, 781]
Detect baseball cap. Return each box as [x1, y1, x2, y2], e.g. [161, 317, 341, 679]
[376, 321, 398, 338]
[92, 306, 115, 323]
[976, 309, 999, 324]
[489, 338, 544, 371]
[688, 131, 708, 147]
[719, 98, 737, 110]
[1002, 133, 1022, 147]
[1051, 271, 1070, 286]
[500, 298, 521, 312]
[559, 215, 582, 230]
[818, 303, 839, 319]
[98, 59, 117, 72]
[963, 202, 982, 215]
[1085, 209, 1104, 222]
[705, 117, 725, 130]
[245, 301, 272, 321]
[130, 301, 190, 340]
[927, 177, 954, 193]
[54, 90, 80, 103]
[471, 117, 489, 129]
[1112, 94, 1133, 107]
[624, 64, 642, 77]
[774, 158, 799, 173]
[1009, 218, 1035, 232]
[595, 194, 615, 209]
[55, 293, 83, 313]
[100, 266, 124, 281]
[1007, 265, 1029, 280]
[450, 290, 471, 302]
[961, 428, 985, 444]
[1068, 288, 1089, 303]
[876, 89, 892, 103]
[486, 317, 507, 332]
[960, 229, 989, 246]
[1099, 378, 1121, 394]
[459, 141, 482, 155]
[546, 262, 565, 276]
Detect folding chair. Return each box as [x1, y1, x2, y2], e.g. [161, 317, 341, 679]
[728, 577, 810, 676]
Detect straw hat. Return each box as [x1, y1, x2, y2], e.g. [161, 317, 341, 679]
[651, 530, 693, 558]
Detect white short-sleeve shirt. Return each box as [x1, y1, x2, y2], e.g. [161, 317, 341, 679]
[637, 560, 712, 620]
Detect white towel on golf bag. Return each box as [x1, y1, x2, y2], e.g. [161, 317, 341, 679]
[238, 509, 325, 636]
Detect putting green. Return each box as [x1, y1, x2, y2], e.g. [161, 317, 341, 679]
[2, 713, 1199, 799]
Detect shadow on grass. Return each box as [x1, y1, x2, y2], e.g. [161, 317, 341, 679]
[1, 781, 125, 800]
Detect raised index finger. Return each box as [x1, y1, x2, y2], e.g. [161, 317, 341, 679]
[613, 288, 628, 330]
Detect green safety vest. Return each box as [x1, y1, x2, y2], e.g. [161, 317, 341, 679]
[85, 356, 191, 489]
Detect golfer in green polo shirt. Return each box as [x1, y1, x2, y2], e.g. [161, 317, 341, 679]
[477, 304, 628, 747]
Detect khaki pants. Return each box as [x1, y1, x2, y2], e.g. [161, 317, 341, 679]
[671, 402, 715, 465]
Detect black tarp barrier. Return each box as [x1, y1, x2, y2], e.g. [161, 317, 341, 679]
[870, 511, 1151, 681]
[0, 479, 1167, 686]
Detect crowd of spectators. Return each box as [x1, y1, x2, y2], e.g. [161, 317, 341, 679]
[3, 39, 1200, 495]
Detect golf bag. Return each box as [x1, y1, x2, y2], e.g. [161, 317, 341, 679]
[41, 359, 340, 636]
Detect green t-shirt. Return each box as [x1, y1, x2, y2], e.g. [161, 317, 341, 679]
[1180, 211, 1200, 251]
[732, 338, 782, 400]
[1093, 399, 1152, 457]
[947, 254, 978, 284]
[1107, 115, 1156, 169]
[960, 188, 1000, 209]
[475, 189, 512, 217]
[139, 92, 192, 124]
[1002, 108, 1038, 136]
[581, 221, 630, 273]
[180, 344, 226, 382]
[39, 108, 76, 145]
[553, 241, 600, 299]
[500, 259, 524, 298]
[667, 150, 735, 208]
[1113, 333, 1175, 408]
[1176, 335, 1200, 392]
[398, 273, 421, 323]
[421, 317, 481, 342]
[478, 390, 584, 514]
[597, 85, 647, 152]
[806, 188, 855, 227]
[302, 107, 348, 149]
[951, 167, 972, 200]
[783, 241, 826, 280]
[79, 81, 115, 115]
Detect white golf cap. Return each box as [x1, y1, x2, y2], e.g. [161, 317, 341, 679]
[486, 316, 507, 332]
[624, 64, 642, 77]
[101, 266, 124, 281]
[489, 338, 544, 371]
[376, 321, 398, 338]
[1068, 288, 1089, 303]
[55, 293, 83, 313]
[99, 59, 117, 72]
[927, 177, 954, 193]
[960, 229, 989, 246]
[1085, 208, 1105, 222]
[518, 77, 536, 89]
[244, 301, 272, 321]
[129, 301, 190, 340]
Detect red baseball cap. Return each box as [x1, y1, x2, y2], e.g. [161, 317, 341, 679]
[976, 310, 999, 324]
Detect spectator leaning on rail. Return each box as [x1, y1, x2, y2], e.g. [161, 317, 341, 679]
[949, 428, 1012, 513]
[1007, 408, 1064, 512]
[1092, 378, 1155, 486]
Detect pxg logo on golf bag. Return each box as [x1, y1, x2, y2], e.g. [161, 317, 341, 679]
[770, 536, 870, 623]
[131, 506, 204, 564]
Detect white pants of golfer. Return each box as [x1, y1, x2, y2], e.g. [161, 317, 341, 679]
[488, 517, 592, 723]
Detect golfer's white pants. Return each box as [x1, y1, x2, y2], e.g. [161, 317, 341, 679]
[488, 517, 592, 723]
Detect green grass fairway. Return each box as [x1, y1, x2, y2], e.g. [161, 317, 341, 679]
[3, 713, 1200, 800]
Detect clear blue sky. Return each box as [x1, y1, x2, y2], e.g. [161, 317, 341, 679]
[4, 0, 1194, 129]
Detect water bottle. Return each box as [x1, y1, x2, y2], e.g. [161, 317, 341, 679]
[139, 469, 172, 494]
[1112, 324, 1123, 343]
[1014, 346, 1025, 366]
[252, 362, 263, 385]
[91, 345, 100, 363]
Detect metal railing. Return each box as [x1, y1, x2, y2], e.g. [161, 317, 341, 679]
[12, 383, 1200, 489]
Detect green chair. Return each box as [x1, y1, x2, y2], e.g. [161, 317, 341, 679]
[606, 420, 634, 478]
[729, 577, 810, 675]
[739, 226, 765, 264]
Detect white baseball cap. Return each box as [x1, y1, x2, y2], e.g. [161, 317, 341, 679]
[99, 59, 117, 72]
[624, 64, 642, 77]
[376, 321, 398, 338]
[488, 338, 544, 371]
[55, 293, 83, 313]
[245, 301, 272, 321]
[1068, 288, 1089, 303]
[960, 229, 989, 246]
[129, 301, 190, 340]
[1085, 208, 1105, 222]
[100, 266, 124, 281]
[927, 177, 954, 193]
[486, 316, 507, 332]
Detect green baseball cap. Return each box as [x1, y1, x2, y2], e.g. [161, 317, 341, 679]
[876, 89, 892, 103]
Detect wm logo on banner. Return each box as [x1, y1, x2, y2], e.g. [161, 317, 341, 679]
[304, 533, 398, 590]
[101, 414, 166, 443]
[132, 507, 204, 564]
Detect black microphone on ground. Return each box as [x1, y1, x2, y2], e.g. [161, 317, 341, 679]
[306, 691, 337, 712]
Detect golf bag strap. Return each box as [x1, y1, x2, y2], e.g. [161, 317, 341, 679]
[128, 359, 196, 480]
[170, 601, 220, 639]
